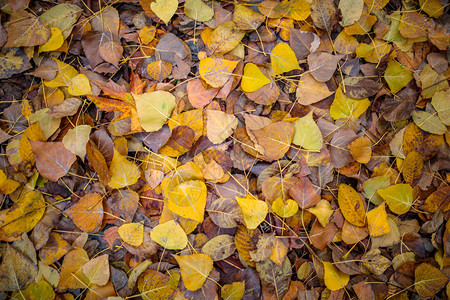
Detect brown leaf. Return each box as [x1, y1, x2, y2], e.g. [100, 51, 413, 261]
[307, 52, 343, 82]
[329, 129, 357, 169]
[29, 141, 76, 182]
[187, 78, 219, 108]
[5, 10, 50, 48]
[65, 192, 104, 233]
[251, 122, 295, 161]
[289, 177, 321, 209]
[343, 77, 383, 99]
[310, 0, 338, 33]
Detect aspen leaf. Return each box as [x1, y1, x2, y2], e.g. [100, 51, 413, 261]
[68, 74, 92, 96]
[361, 249, 391, 275]
[5, 10, 50, 48]
[234, 225, 259, 267]
[271, 43, 300, 75]
[310, 0, 338, 33]
[233, 5, 265, 30]
[289, 177, 321, 209]
[0, 169, 20, 195]
[398, 12, 427, 39]
[29, 140, 76, 182]
[202, 235, 236, 261]
[236, 194, 268, 230]
[206, 109, 238, 144]
[330, 86, 370, 120]
[118, 223, 144, 247]
[412, 110, 447, 135]
[146, 60, 172, 82]
[272, 197, 298, 218]
[38, 27, 64, 53]
[402, 122, 443, 161]
[307, 200, 333, 227]
[138, 269, 179, 300]
[82, 254, 110, 286]
[256, 257, 291, 298]
[65, 192, 104, 233]
[378, 184, 413, 215]
[167, 180, 207, 222]
[296, 73, 334, 105]
[241, 63, 271, 93]
[187, 79, 219, 108]
[323, 261, 349, 291]
[44, 58, 78, 88]
[58, 248, 89, 290]
[205, 21, 245, 55]
[308, 52, 343, 82]
[0, 191, 45, 239]
[15, 279, 55, 300]
[151, 0, 178, 24]
[339, 0, 364, 26]
[292, 111, 323, 151]
[184, 0, 213, 22]
[401, 151, 423, 186]
[221, 281, 245, 300]
[366, 203, 390, 237]
[338, 184, 366, 226]
[199, 57, 239, 88]
[39, 3, 83, 38]
[134, 91, 176, 132]
[0, 244, 38, 291]
[62, 125, 91, 158]
[384, 60, 413, 93]
[420, 0, 444, 17]
[150, 219, 187, 249]
[348, 136, 372, 163]
[415, 263, 448, 298]
[174, 253, 213, 291]
[431, 89, 450, 126]
[251, 121, 295, 161]
[108, 149, 141, 189]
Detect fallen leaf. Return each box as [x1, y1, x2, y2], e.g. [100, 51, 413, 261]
[310, 0, 338, 33]
[414, 263, 448, 298]
[401, 151, 423, 186]
[82, 254, 110, 286]
[236, 194, 268, 230]
[151, 0, 178, 24]
[272, 197, 299, 218]
[233, 5, 265, 30]
[347, 136, 372, 164]
[202, 235, 236, 261]
[271, 43, 300, 75]
[199, 57, 239, 88]
[296, 73, 334, 105]
[221, 281, 245, 300]
[150, 219, 187, 249]
[412, 110, 446, 135]
[167, 180, 207, 222]
[366, 203, 390, 237]
[205, 21, 245, 55]
[29, 141, 76, 181]
[108, 149, 141, 189]
[338, 184, 366, 226]
[68, 74, 92, 96]
[323, 261, 349, 291]
[289, 177, 321, 209]
[58, 248, 89, 289]
[0, 244, 38, 291]
[174, 253, 213, 291]
[118, 223, 144, 247]
[134, 91, 176, 132]
[256, 258, 291, 299]
[0, 169, 20, 195]
[5, 10, 50, 48]
[330, 86, 371, 120]
[38, 27, 64, 53]
[431, 89, 450, 126]
[378, 184, 413, 215]
[241, 63, 271, 93]
[339, 0, 364, 27]
[65, 192, 104, 233]
[184, 0, 214, 22]
[307, 200, 333, 227]
[62, 125, 91, 158]
[292, 111, 323, 151]
[384, 60, 413, 93]
[307, 52, 343, 82]
[206, 109, 238, 144]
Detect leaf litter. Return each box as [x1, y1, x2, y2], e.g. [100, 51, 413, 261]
[0, 0, 448, 299]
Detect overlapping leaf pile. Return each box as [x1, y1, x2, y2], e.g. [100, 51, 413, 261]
[0, 0, 449, 299]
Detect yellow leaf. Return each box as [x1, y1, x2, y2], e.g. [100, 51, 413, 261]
[419, 0, 444, 17]
[366, 203, 390, 237]
[109, 149, 141, 189]
[323, 261, 349, 291]
[118, 223, 144, 247]
[68, 74, 92, 96]
[233, 5, 265, 30]
[202, 235, 236, 261]
[415, 263, 448, 298]
[0, 191, 45, 239]
[206, 109, 238, 144]
[199, 57, 239, 88]
[378, 184, 413, 215]
[330, 86, 370, 120]
[62, 124, 91, 158]
[0, 169, 20, 195]
[184, 0, 213, 22]
[133, 91, 176, 132]
[236, 194, 268, 230]
[241, 63, 271, 93]
[431, 89, 450, 126]
[150, 0, 178, 24]
[150, 219, 187, 249]
[174, 253, 213, 291]
[271, 43, 300, 75]
[348, 136, 372, 163]
[221, 281, 245, 300]
[65, 192, 103, 233]
[384, 60, 413, 94]
[167, 180, 207, 222]
[44, 58, 77, 88]
[292, 111, 323, 151]
[401, 151, 423, 186]
[58, 248, 89, 289]
[82, 254, 110, 286]
[39, 27, 64, 53]
[272, 197, 298, 218]
[307, 200, 333, 227]
[337, 184, 366, 226]
[204, 21, 245, 54]
[138, 26, 156, 44]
